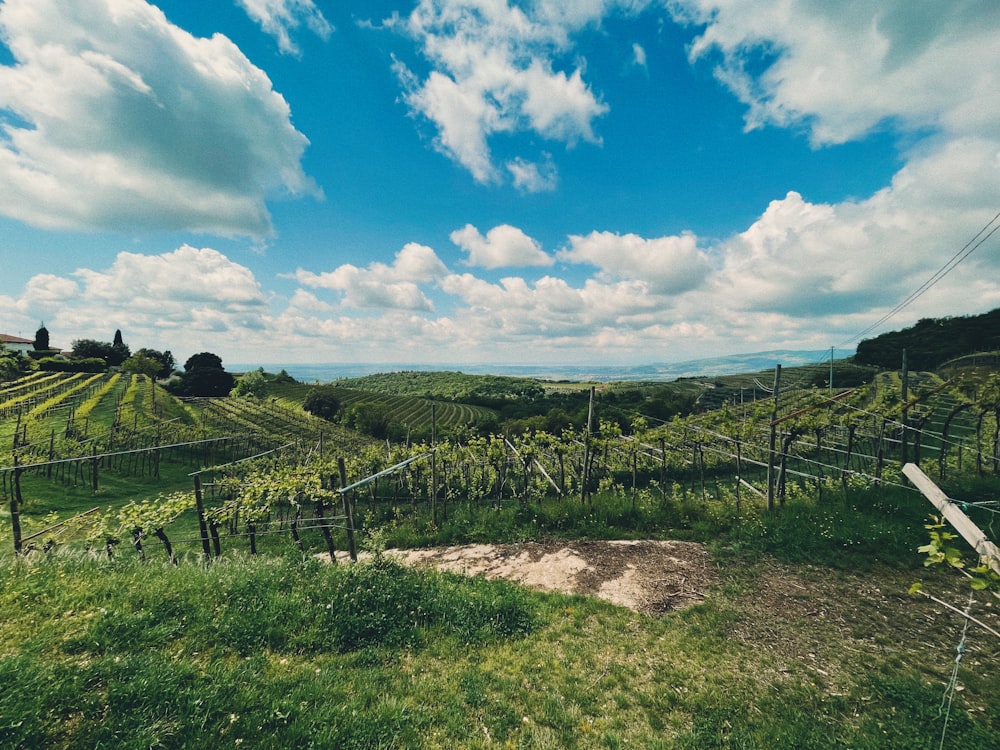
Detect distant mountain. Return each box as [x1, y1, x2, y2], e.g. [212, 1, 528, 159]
[240, 349, 852, 384]
[642, 349, 854, 380]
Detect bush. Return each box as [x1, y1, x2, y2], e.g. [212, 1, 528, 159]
[303, 388, 341, 421]
[231, 368, 268, 399]
[37, 357, 106, 373]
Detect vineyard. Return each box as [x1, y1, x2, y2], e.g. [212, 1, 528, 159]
[3, 359, 1000, 568]
[269, 380, 500, 437]
[2, 361, 1000, 748]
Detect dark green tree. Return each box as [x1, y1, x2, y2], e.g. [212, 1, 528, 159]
[72, 339, 114, 362]
[33, 323, 50, 351]
[168, 351, 233, 397]
[109, 329, 130, 365]
[303, 388, 341, 421]
[169, 367, 235, 397]
[348, 403, 391, 438]
[184, 352, 224, 371]
[71, 338, 129, 367]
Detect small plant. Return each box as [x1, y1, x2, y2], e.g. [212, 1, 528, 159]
[913, 515, 1000, 593]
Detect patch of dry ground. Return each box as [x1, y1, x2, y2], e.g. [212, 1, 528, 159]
[381, 539, 716, 614]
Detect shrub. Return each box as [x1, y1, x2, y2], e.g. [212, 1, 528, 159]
[37, 357, 106, 373]
[303, 388, 341, 421]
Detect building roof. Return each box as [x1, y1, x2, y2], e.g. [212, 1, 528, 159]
[0, 333, 33, 345]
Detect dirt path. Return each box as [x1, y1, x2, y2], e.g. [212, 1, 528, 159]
[380, 539, 717, 614]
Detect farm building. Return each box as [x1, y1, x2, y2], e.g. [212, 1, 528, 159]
[0, 333, 34, 355]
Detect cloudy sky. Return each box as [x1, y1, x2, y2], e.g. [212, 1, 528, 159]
[1, 0, 999, 369]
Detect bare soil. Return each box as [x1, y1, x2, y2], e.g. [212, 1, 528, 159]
[380, 539, 717, 614]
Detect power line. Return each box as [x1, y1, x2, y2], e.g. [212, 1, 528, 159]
[842, 209, 1000, 348]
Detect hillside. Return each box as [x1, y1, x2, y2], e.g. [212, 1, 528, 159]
[856, 307, 1000, 370]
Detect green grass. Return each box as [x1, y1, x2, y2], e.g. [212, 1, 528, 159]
[1, 546, 996, 748]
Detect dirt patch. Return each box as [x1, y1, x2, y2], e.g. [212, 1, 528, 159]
[380, 539, 717, 615]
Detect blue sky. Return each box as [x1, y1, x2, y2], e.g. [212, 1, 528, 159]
[1, 0, 999, 368]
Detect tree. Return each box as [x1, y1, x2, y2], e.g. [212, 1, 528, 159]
[185, 352, 224, 372]
[71, 338, 129, 367]
[231, 368, 268, 399]
[0, 348, 21, 381]
[72, 339, 113, 363]
[134, 348, 175, 378]
[110, 329, 130, 366]
[168, 351, 234, 397]
[122, 353, 165, 380]
[303, 388, 341, 421]
[109, 342, 131, 367]
[348, 403, 391, 439]
[33, 324, 50, 352]
[170, 367, 235, 397]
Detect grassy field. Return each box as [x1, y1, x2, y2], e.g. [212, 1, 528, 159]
[2, 479, 999, 748]
[1, 535, 996, 748]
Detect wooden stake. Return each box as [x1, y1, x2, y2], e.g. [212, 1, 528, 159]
[903, 463, 1000, 577]
[766, 364, 781, 511]
[338, 458, 357, 562]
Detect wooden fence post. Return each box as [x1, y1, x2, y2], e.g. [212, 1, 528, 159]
[193, 474, 212, 562]
[903, 462, 1000, 577]
[900, 349, 909, 464]
[319, 475, 338, 563]
[10, 453, 23, 555]
[338, 457, 357, 562]
[766, 364, 781, 511]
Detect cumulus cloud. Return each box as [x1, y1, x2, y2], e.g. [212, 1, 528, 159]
[0, 0, 316, 237]
[560, 231, 712, 294]
[293, 242, 448, 311]
[709, 137, 1000, 319]
[507, 155, 559, 193]
[673, 0, 1000, 145]
[74, 246, 268, 310]
[450, 224, 553, 269]
[236, 0, 333, 55]
[0, 246, 273, 355]
[391, 0, 623, 185]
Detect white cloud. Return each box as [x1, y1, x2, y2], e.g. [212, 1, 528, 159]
[673, 0, 1000, 145]
[440, 272, 662, 342]
[293, 242, 448, 311]
[632, 42, 647, 68]
[0, 0, 316, 237]
[392, 0, 624, 185]
[236, 0, 333, 56]
[0, 246, 273, 357]
[506, 155, 559, 193]
[74, 246, 268, 309]
[707, 135, 1000, 321]
[22, 274, 82, 307]
[450, 224, 553, 269]
[560, 230, 711, 294]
